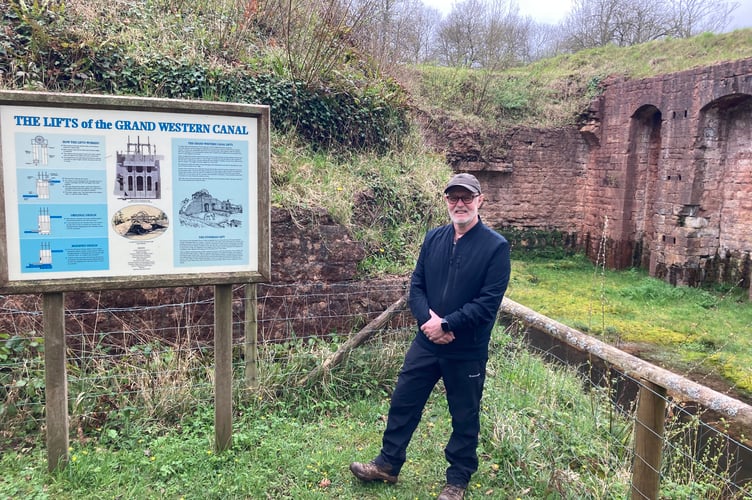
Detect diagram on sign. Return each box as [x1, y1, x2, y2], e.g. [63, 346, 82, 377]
[26, 242, 53, 269]
[37, 207, 51, 235]
[114, 137, 163, 200]
[178, 189, 243, 229]
[22, 171, 61, 200]
[21, 206, 62, 237]
[31, 135, 49, 165]
[112, 205, 169, 240]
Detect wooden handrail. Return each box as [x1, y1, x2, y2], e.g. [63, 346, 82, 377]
[500, 297, 752, 432]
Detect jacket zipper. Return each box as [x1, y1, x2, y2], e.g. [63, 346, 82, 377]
[440, 237, 457, 314]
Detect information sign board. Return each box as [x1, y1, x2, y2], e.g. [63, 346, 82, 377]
[0, 91, 270, 292]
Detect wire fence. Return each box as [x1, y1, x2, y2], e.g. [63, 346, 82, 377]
[0, 281, 411, 441]
[1, 281, 751, 497]
[518, 329, 752, 499]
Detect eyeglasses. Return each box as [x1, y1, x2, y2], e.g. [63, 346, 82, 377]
[445, 193, 479, 205]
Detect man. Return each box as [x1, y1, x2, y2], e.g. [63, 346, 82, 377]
[350, 173, 511, 500]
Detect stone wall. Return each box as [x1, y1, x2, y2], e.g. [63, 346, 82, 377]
[268, 207, 366, 283]
[260, 207, 410, 340]
[422, 110, 588, 232]
[583, 58, 752, 291]
[431, 58, 752, 294]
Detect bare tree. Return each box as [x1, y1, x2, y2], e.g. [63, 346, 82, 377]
[480, 0, 529, 68]
[384, 0, 443, 65]
[562, 0, 622, 50]
[256, 0, 378, 83]
[612, 0, 672, 45]
[398, 2, 443, 64]
[526, 22, 568, 62]
[368, 0, 401, 67]
[258, 0, 742, 79]
[435, 0, 530, 68]
[561, 0, 740, 51]
[347, 0, 442, 68]
[666, 0, 739, 37]
[436, 0, 488, 66]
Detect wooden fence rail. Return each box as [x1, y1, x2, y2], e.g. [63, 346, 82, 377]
[500, 296, 752, 498]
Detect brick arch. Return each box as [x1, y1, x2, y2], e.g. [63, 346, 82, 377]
[623, 105, 662, 270]
[688, 94, 752, 287]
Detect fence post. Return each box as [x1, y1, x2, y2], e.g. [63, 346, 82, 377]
[244, 283, 258, 388]
[631, 380, 667, 499]
[43, 292, 68, 472]
[214, 284, 233, 452]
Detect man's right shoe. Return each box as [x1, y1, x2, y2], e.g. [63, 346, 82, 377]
[349, 460, 398, 484]
[437, 483, 466, 500]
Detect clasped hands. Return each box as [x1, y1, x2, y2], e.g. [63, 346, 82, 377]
[421, 309, 455, 344]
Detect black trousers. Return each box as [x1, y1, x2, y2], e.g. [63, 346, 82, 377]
[374, 338, 488, 487]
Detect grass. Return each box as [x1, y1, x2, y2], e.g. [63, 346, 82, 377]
[2, 328, 740, 498]
[506, 254, 752, 397]
[522, 30, 752, 82]
[2, 266, 749, 498]
[0, 330, 637, 499]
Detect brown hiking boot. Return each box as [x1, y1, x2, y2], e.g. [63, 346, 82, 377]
[349, 460, 398, 484]
[437, 483, 466, 500]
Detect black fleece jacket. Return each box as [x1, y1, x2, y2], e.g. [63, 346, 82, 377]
[408, 218, 510, 360]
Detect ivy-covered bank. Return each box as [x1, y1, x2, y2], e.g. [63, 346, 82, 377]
[0, 0, 410, 153]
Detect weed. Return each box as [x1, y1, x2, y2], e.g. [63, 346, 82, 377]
[0, 332, 45, 445]
[271, 132, 449, 277]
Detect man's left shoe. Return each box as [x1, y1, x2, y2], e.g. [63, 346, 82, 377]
[437, 483, 466, 500]
[349, 460, 398, 484]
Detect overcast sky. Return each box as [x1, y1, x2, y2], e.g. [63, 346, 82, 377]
[421, 0, 752, 31]
[730, 0, 752, 30]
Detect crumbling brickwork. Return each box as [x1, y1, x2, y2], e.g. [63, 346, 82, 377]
[582, 58, 752, 291]
[439, 58, 752, 293]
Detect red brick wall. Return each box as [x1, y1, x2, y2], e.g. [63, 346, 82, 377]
[438, 58, 752, 291]
[584, 59, 752, 288]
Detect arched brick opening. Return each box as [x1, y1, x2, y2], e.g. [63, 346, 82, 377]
[689, 94, 752, 288]
[623, 105, 662, 270]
